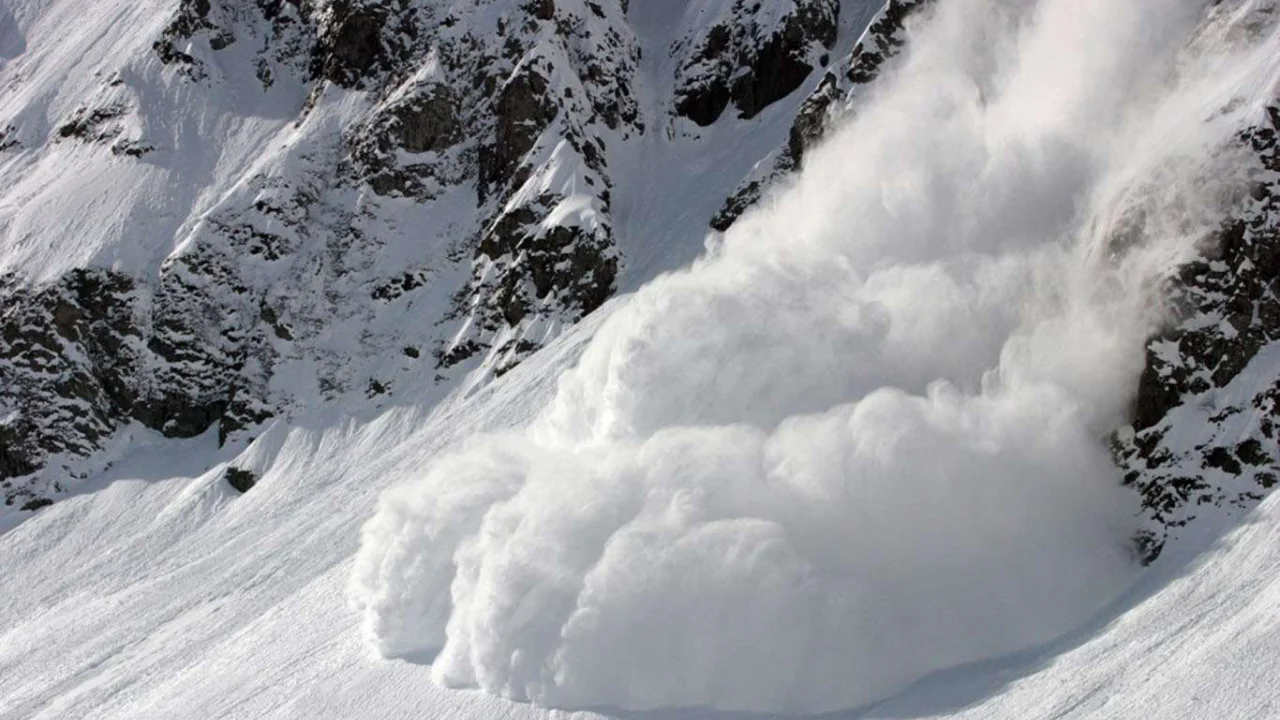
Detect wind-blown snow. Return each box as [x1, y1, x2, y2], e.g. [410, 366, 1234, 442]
[352, 0, 1280, 713]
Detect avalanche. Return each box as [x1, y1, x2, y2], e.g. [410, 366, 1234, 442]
[352, 0, 1280, 713]
[1, 0, 1280, 719]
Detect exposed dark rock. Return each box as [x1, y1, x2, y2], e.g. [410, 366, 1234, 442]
[326, 0, 638, 379]
[0, 245, 289, 497]
[848, 0, 934, 84]
[675, 25, 733, 126]
[528, 0, 555, 22]
[1132, 351, 1186, 431]
[711, 0, 932, 231]
[474, 199, 617, 315]
[730, 2, 837, 120]
[1116, 106, 1280, 563]
[393, 88, 461, 154]
[0, 125, 20, 151]
[674, 0, 838, 126]
[0, 420, 40, 480]
[56, 105, 126, 143]
[153, 38, 201, 70]
[442, 190, 618, 371]
[154, 0, 316, 85]
[711, 177, 772, 232]
[481, 67, 558, 192]
[435, 338, 483, 369]
[110, 140, 155, 158]
[220, 388, 275, 446]
[371, 271, 429, 302]
[1204, 447, 1243, 476]
[1238, 438, 1269, 466]
[1, 270, 141, 495]
[311, 1, 389, 87]
[347, 83, 467, 198]
[225, 466, 257, 493]
[787, 70, 842, 163]
[260, 306, 294, 341]
[169, 0, 214, 40]
[153, 0, 235, 77]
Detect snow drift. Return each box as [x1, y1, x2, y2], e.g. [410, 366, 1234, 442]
[352, 0, 1280, 712]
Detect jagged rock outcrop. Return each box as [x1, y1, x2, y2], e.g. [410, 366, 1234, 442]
[711, 0, 935, 230]
[2, 271, 141, 506]
[1115, 106, 1280, 562]
[672, 0, 839, 126]
[310, 0, 413, 88]
[0, 261, 278, 509]
[2, 0, 646, 504]
[341, 0, 640, 372]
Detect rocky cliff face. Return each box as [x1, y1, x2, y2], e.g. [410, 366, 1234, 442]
[1115, 106, 1280, 561]
[711, 0, 934, 230]
[671, 0, 839, 126]
[0, 0, 873, 509]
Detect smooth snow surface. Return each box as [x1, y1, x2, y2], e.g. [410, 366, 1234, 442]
[352, 0, 1280, 713]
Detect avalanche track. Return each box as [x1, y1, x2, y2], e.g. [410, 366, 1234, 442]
[1, 331, 1279, 719]
[3, 0, 1280, 718]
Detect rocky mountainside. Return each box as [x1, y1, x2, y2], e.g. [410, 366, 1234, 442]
[0, 0, 873, 507]
[711, 0, 934, 230]
[2, 0, 1279, 567]
[1117, 103, 1280, 561]
[6, 1, 1280, 718]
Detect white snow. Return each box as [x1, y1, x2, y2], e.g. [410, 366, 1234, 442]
[0, 0, 314, 282]
[2, 316, 1280, 719]
[350, 0, 1280, 712]
[4, 0, 1280, 718]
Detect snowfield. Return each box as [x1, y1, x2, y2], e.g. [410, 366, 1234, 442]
[4, 0, 1280, 718]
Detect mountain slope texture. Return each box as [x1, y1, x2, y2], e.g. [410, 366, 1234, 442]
[2, 0, 1280, 718]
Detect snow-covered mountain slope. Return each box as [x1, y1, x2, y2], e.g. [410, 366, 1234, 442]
[6, 0, 1280, 717]
[1, 326, 1279, 720]
[0, 0, 877, 508]
[345, 0, 1280, 712]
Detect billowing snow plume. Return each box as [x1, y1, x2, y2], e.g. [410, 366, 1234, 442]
[352, 0, 1279, 712]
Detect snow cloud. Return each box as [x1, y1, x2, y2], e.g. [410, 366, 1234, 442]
[352, 0, 1278, 712]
